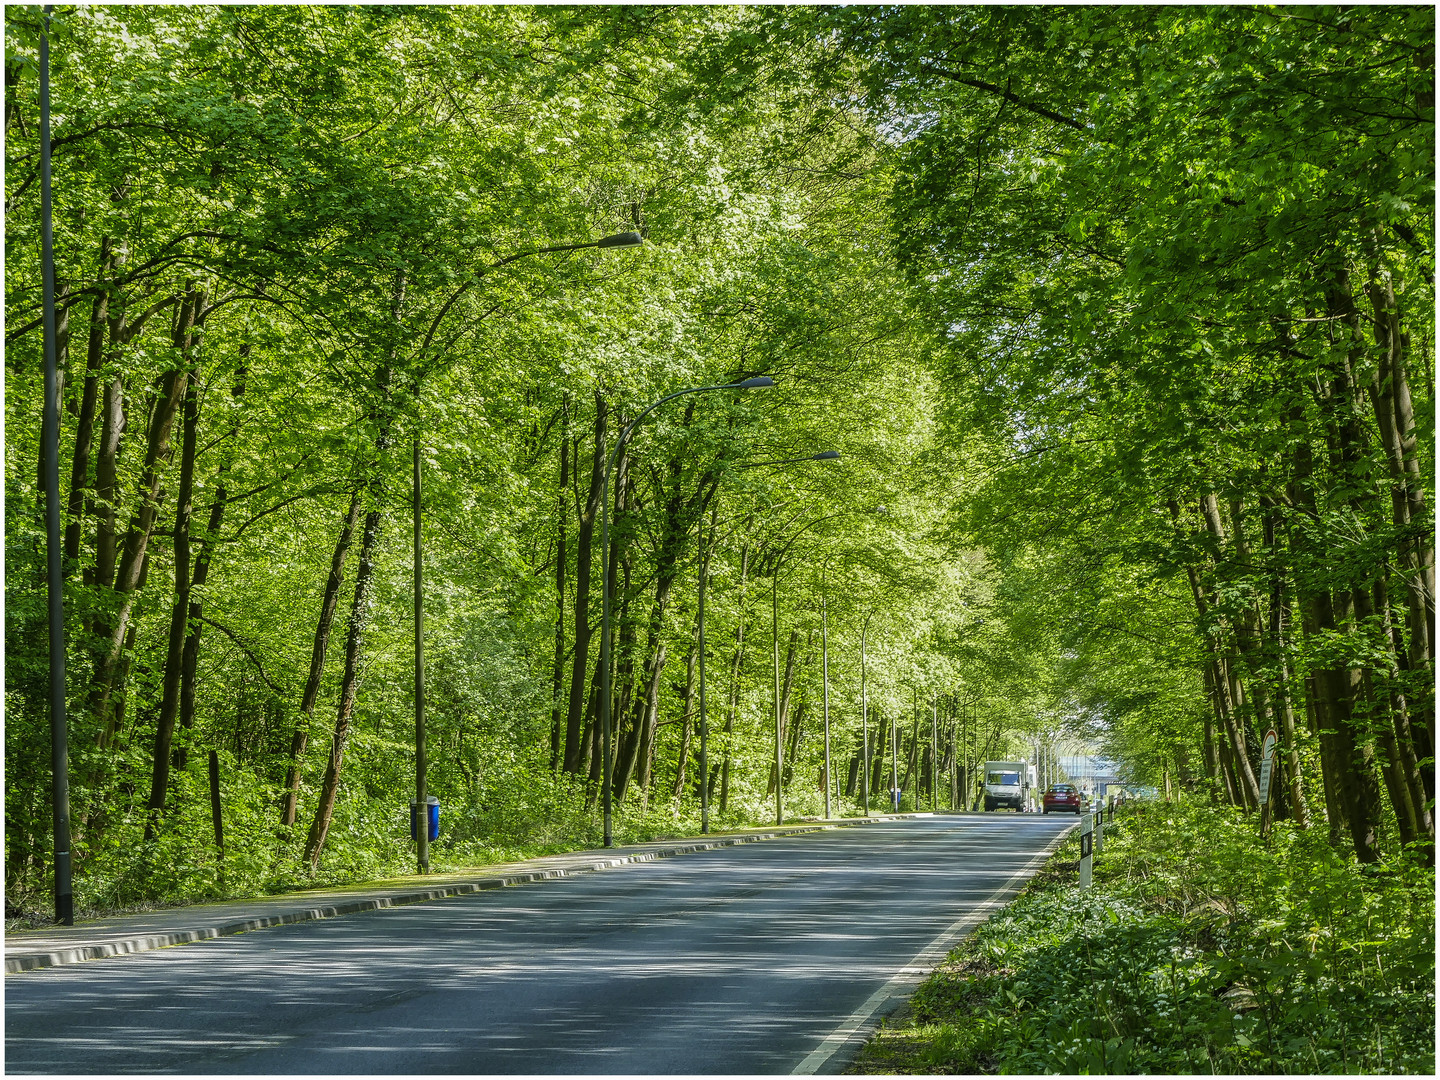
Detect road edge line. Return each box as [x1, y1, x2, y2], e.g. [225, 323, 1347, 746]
[791, 823, 1076, 1075]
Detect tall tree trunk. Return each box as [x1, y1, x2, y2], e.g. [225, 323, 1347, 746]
[1223, 495, 1280, 753]
[1198, 662, 1223, 798]
[144, 367, 201, 840]
[606, 448, 638, 801]
[302, 277, 400, 867]
[1364, 247, 1435, 671]
[1174, 499, 1258, 808]
[1212, 660, 1244, 806]
[901, 712, 920, 793]
[784, 639, 813, 788]
[616, 444, 698, 804]
[616, 635, 663, 804]
[718, 542, 751, 813]
[281, 490, 362, 827]
[1353, 581, 1426, 852]
[688, 504, 719, 802]
[1260, 495, 1311, 827]
[177, 355, 249, 773]
[109, 285, 200, 594]
[550, 397, 569, 771]
[92, 346, 125, 590]
[303, 506, 382, 870]
[1287, 393, 1381, 861]
[1347, 590, 1417, 849]
[584, 653, 604, 805]
[92, 281, 175, 593]
[90, 284, 200, 745]
[1323, 291, 1390, 861]
[564, 393, 606, 773]
[1373, 572, 1434, 857]
[870, 709, 887, 798]
[784, 702, 808, 790]
[64, 237, 115, 565]
[673, 637, 697, 798]
[40, 281, 72, 488]
[767, 629, 801, 797]
[1328, 585, 1385, 863]
[1198, 493, 1264, 809]
[1361, 252, 1434, 805]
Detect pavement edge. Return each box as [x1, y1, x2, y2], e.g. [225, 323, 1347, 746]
[6, 815, 925, 973]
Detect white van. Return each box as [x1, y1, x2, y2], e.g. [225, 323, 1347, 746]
[983, 760, 1036, 812]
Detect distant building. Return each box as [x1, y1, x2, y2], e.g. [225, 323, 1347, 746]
[1059, 755, 1123, 799]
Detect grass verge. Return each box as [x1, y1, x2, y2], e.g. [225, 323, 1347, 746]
[848, 800, 1435, 1075]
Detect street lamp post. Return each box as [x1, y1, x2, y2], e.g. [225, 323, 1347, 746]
[821, 557, 834, 820]
[414, 435, 430, 873]
[773, 572, 781, 825]
[966, 696, 977, 809]
[951, 694, 960, 811]
[600, 376, 774, 847]
[412, 230, 642, 873]
[931, 693, 938, 811]
[39, 6, 73, 925]
[696, 503, 717, 835]
[696, 520, 709, 834]
[860, 609, 876, 812]
[890, 693, 900, 811]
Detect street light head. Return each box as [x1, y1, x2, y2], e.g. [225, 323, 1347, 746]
[596, 231, 644, 248]
[732, 376, 775, 389]
[811, 450, 840, 461]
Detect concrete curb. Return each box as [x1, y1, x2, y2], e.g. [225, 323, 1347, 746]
[6, 814, 933, 973]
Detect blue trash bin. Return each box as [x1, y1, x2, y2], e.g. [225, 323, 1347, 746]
[410, 796, 440, 842]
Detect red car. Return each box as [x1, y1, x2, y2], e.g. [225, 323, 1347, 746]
[1043, 783, 1082, 814]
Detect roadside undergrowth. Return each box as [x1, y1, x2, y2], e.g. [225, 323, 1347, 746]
[848, 800, 1435, 1074]
[3, 784, 775, 929]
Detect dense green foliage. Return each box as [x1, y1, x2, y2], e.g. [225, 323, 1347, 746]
[851, 800, 1435, 1074]
[828, 2, 1436, 863]
[6, 1, 1433, 945]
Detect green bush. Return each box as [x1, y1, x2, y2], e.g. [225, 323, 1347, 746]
[856, 800, 1435, 1075]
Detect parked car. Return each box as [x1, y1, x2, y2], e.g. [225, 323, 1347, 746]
[1043, 783, 1082, 814]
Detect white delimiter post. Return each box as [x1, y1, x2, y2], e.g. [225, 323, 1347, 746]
[1079, 813, 1094, 889]
[1094, 804, 1104, 855]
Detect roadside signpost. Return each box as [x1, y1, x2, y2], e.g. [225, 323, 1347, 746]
[1258, 729, 1278, 805]
[1258, 729, 1278, 838]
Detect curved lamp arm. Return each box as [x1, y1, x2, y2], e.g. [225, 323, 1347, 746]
[611, 377, 773, 474]
[417, 231, 646, 363]
[736, 449, 840, 470]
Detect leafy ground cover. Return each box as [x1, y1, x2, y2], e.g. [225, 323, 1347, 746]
[3, 762, 879, 929]
[849, 801, 1435, 1074]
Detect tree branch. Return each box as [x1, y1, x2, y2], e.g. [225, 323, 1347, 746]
[198, 615, 286, 696]
[919, 64, 1087, 131]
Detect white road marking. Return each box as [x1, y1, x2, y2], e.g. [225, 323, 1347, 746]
[791, 823, 1074, 1075]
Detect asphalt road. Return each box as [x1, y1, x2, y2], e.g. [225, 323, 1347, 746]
[5, 814, 1072, 1074]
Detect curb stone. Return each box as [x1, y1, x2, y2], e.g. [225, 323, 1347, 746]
[6, 814, 935, 973]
